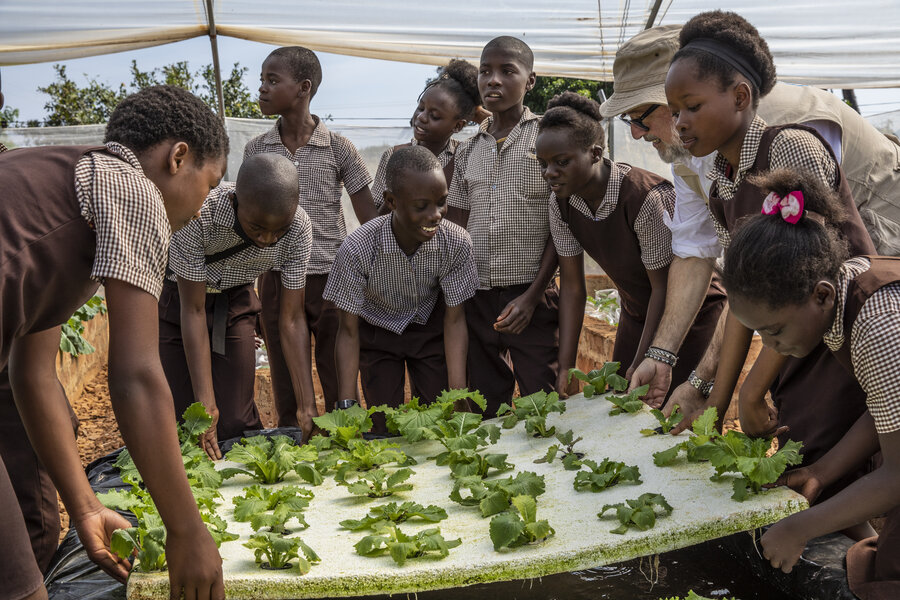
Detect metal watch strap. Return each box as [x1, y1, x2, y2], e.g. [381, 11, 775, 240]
[335, 398, 358, 410]
[688, 370, 714, 397]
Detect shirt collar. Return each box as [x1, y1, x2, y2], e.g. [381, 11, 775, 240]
[105, 142, 145, 174]
[708, 115, 767, 184]
[378, 214, 441, 257]
[823, 257, 871, 351]
[210, 183, 238, 228]
[477, 107, 538, 140]
[411, 137, 457, 160]
[567, 159, 628, 218]
[261, 115, 332, 149]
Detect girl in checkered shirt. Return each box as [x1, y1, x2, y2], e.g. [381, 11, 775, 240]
[662, 12, 875, 506]
[721, 167, 900, 599]
[535, 91, 725, 401]
[371, 59, 483, 214]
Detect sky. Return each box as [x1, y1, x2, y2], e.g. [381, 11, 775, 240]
[3, 35, 900, 126]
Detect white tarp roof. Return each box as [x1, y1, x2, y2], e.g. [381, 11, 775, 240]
[1, 1, 899, 88]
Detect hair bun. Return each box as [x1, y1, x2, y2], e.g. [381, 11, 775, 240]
[546, 91, 602, 121]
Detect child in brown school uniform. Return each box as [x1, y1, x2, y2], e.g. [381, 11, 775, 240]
[324, 146, 478, 434]
[446, 36, 560, 417]
[244, 46, 377, 421]
[534, 92, 726, 398]
[661, 12, 877, 513]
[159, 153, 316, 454]
[721, 168, 900, 599]
[371, 59, 481, 213]
[0, 86, 228, 600]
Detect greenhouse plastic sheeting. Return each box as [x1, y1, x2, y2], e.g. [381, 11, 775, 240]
[2, 1, 900, 87]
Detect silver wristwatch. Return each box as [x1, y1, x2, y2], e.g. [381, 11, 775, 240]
[687, 370, 714, 398]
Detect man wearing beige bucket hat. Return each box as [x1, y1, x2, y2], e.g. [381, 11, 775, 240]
[602, 24, 900, 415]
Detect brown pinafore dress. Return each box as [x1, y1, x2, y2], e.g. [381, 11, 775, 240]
[0, 145, 108, 594]
[830, 257, 900, 600]
[708, 124, 876, 500]
[556, 162, 726, 391]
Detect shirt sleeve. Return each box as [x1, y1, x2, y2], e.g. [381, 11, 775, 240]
[547, 195, 583, 257]
[89, 163, 172, 299]
[371, 149, 392, 210]
[446, 141, 470, 211]
[633, 183, 676, 271]
[668, 167, 722, 259]
[279, 207, 313, 290]
[851, 292, 900, 434]
[770, 128, 838, 190]
[335, 136, 373, 196]
[439, 232, 479, 307]
[322, 237, 368, 315]
[167, 216, 208, 283]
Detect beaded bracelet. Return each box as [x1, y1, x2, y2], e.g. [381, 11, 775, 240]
[645, 346, 678, 367]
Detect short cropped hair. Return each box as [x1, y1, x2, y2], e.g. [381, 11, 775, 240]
[385, 145, 443, 192]
[483, 36, 534, 71]
[236, 154, 299, 217]
[268, 47, 323, 98]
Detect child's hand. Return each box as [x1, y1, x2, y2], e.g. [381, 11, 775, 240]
[555, 370, 579, 399]
[774, 465, 826, 504]
[74, 505, 134, 583]
[739, 395, 787, 438]
[200, 402, 222, 461]
[761, 518, 808, 573]
[494, 294, 537, 334]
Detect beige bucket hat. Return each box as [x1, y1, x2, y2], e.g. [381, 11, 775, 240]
[598, 24, 682, 118]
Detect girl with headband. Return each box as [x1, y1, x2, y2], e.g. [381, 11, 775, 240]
[721, 167, 900, 598]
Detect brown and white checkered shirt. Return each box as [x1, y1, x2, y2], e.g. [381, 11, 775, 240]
[322, 214, 478, 334]
[243, 116, 372, 275]
[824, 256, 900, 434]
[74, 142, 172, 299]
[371, 138, 458, 210]
[549, 160, 675, 270]
[447, 108, 551, 289]
[707, 116, 838, 249]
[0, 142, 8, 153]
[168, 183, 313, 291]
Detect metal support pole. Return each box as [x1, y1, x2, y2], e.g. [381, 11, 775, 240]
[645, 0, 664, 29]
[205, 0, 226, 119]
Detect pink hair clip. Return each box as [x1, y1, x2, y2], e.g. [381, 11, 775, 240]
[761, 190, 804, 224]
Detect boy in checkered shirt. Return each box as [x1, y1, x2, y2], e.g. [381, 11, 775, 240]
[323, 146, 478, 433]
[447, 36, 559, 417]
[244, 46, 377, 423]
[160, 154, 315, 454]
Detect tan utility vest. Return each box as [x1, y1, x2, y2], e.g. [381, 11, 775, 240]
[675, 82, 900, 256]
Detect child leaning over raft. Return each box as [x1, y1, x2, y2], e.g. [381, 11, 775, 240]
[324, 145, 478, 434]
[159, 154, 316, 451]
[245, 45, 377, 420]
[721, 167, 900, 599]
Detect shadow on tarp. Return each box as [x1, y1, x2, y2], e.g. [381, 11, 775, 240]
[46, 427, 856, 600]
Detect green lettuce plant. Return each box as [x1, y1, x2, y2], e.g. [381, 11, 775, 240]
[598, 492, 673, 534]
[489, 494, 555, 550]
[220, 435, 318, 484]
[354, 524, 461, 566]
[244, 532, 319, 572]
[497, 390, 567, 437]
[339, 501, 448, 531]
[568, 362, 628, 397]
[573, 458, 642, 493]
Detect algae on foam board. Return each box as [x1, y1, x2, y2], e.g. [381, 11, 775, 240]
[126, 394, 806, 600]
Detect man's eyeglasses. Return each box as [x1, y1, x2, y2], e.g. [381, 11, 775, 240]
[619, 104, 660, 132]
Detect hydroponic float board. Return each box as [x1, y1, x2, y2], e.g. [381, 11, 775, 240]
[126, 393, 807, 599]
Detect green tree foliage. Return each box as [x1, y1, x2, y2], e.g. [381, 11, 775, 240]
[31, 59, 265, 126]
[524, 76, 613, 114]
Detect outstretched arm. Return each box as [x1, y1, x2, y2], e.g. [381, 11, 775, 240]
[494, 237, 558, 334]
[335, 310, 361, 403]
[555, 253, 586, 398]
[443, 304, 468, 391]
[278, 286, 317, 435]
[349, 186, 378, 225]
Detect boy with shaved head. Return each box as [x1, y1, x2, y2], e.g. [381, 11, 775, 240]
[159, 153, 315, 455]
[325, 145, 478, 433]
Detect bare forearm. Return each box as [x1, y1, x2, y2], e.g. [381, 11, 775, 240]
[180, 306, 216, 405]
[738, 346, 786, 407]
[635, 269, 668, 371]
[812, 413, 880, 488]
[651, 256, 715, 352]
[524, 238, 559, 302]
[557, 277, 585, 374]
[705, 307, 752, 419]
[350, 189, 378, 224]
[279, 317, 316, 411]
[335, 318, 360, 401]
[443, 307, 468, 390]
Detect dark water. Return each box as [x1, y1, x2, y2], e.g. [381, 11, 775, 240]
[334, 539, 794, 600]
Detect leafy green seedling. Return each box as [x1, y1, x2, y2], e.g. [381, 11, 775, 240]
[354, 524, 461, 566]
[333, 438, 413, 482]
[244, 532, 320, 572]
[450, 471, 546, 518]
[641, 406, 684, 436]
[220, 435, 317, 484]
[434, 448, 514, 480]
[598, 492, 673, 534]
[573, 458, 642, 492]
[60, 295, 107, 356]
[533, 429, 584, 470]
[232, 485, 314, 533]
[375, 389, 488, 442]
[497, 390, 567, 438]
[489, 495, 555, 551]
[340, 501, 448, 531]
[659, 592, 736, 600]
[115, 402, 223, 490]
[606, 384, 649, 416]
[568, 362, 628, 397]
[345, 467, 414, 498]
[652, 407, 804, 501]
[312, 404, 376, 448]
